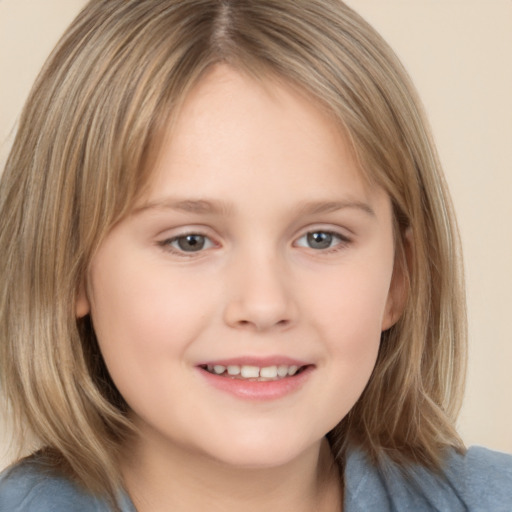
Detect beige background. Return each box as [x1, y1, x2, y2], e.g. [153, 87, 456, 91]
[1, 1, 511, 469]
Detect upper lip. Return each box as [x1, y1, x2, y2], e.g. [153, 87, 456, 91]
[196, 356, 311, 368]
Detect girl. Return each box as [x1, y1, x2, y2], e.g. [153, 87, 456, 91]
[0, 1, 511, 510]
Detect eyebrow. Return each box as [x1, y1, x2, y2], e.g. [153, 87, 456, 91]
[133, 198, 233, 216]
[133, 197, 375, 217]
[297, 199, 375, 217]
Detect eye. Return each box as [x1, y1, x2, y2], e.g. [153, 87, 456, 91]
[161, 233, 215, 253]
[295, 230, 348, 250]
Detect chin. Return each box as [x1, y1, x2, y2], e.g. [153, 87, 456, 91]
[199, 431, 319, 470]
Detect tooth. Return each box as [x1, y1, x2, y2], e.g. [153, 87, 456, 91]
[260, 366, 278, 379]
[213, 365, 226, 375]
[277, 365, 289, 377]
[240, 365, 260, 378]
[207, 365, 214, 372]
[288, 365, 299, 376]
[227, 365, 241, 376]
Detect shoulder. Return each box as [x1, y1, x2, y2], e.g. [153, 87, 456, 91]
[443, 446, 512, 506]
[0, 458, 113, 512]
[344, 445, 512, 512]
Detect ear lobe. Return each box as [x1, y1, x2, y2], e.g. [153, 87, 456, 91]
[381, 275, 407, 331]
[382, 228, 411, 331]
[76, 282, 91, 318]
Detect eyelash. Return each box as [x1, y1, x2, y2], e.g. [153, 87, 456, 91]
[157, 229, 352, 257]
[294, 230, 351, 253]
[157, 232, 215, 257]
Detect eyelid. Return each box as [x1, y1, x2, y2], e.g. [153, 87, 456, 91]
[155, 225, 353, 257]
[157, 229, 218, 256]
[293, 228, 352, 251]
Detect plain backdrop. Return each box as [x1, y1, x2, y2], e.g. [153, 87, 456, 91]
[1, 0, 511, 469]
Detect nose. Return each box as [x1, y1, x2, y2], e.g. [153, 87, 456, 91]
[222, 251, 297, 332]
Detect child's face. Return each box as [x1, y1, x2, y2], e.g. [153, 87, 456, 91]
[78, 65, 401, 468]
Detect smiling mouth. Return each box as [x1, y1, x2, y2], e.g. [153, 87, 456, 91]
[199, 364, 310, 381]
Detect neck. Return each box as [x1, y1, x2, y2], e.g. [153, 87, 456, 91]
[121, 435, 342, 512]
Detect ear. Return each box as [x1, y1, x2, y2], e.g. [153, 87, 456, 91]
[381, 228, 411, 331]
[76, 280, 91, 318]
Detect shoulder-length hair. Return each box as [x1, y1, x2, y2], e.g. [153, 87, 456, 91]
[0, 0, 466, 502]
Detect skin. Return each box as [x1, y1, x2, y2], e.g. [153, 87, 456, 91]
[77, 64, 404, 511]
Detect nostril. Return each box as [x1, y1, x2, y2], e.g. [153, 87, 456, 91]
[235, 318, 291, 330]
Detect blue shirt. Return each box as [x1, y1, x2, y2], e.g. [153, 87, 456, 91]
[1, 446, 511, 511]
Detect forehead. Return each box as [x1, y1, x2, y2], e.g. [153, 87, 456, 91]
[139, 64, 379, 209]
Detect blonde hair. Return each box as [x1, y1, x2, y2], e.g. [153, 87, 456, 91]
[0, 0, 466, 502]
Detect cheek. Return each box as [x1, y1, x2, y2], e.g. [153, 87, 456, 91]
[308, 257, 393, 342]
[90, 248, 214, 338]
[87, 256, 215, 404]
[302, 259, 392, 410]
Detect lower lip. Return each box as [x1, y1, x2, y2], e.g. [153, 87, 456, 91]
[197, 366, 314, 401]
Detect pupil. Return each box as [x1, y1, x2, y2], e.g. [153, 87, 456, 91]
[307, 232, 332, 249]
[178, 235, 205, 251]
